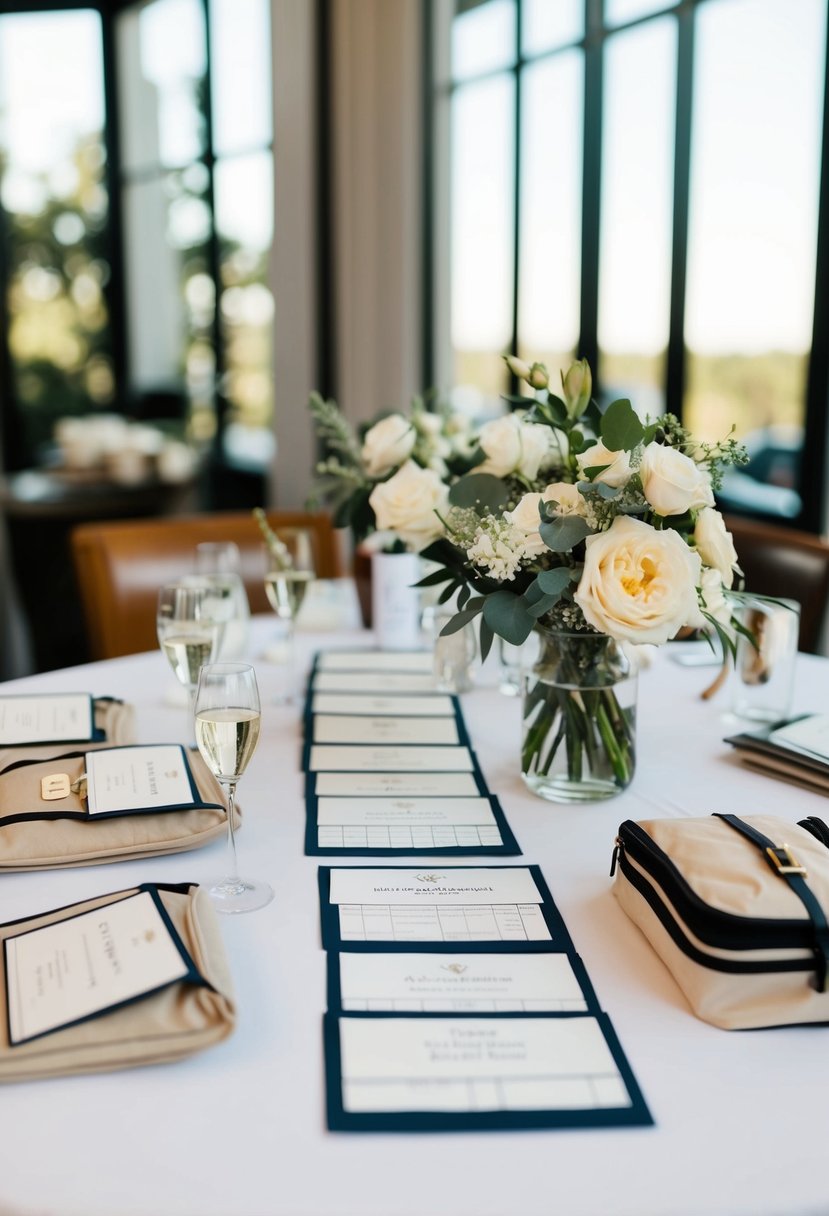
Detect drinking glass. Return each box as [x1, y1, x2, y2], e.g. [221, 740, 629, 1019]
[263, 529, 316, 702]
[194, 662, 274, 913]
[194, 542, 251, 660]
[156, 582, 223, 720]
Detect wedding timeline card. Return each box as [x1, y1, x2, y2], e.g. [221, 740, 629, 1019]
[0, 694, 96, 747]
[312, 671, 440, 695]
[309, 693, 456, 718]
[310, 716, 462, 747]
[309, 771, 486, 798]
[86, 746, 197, 817]
[307, 745, 478, 774]
[319, 866, 571, 951]
[4, 889, 196, 1045]
[329, 950, 597, 1014]
[316, 651, 434, 674]
[307, 795, 520, 857]
[324, 1013, 653, 1131]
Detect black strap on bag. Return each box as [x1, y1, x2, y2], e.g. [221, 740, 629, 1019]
[715, 814, 829, 993]
[798, 817, 829, 849]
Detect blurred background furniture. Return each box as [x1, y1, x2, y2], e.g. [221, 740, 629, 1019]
[725, 515, 829, 653]
[0, 467, 198, 673]
[71, 509, 340, 660]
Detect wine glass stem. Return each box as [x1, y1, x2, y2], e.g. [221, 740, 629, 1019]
[224, 780, 240, 880]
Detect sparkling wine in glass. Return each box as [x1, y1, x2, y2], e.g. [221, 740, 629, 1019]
[194, 662, 273, 913]
[262, 528, 316, 701]
[156, 582, 223, 719]
[194, 542, 250, 659]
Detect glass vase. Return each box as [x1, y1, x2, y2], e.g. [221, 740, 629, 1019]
[522, 629, 637, 803]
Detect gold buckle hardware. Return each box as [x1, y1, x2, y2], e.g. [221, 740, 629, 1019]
[766, 844, 807, 877]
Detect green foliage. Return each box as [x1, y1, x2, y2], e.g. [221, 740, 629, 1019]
[538, 515, 592, 552]
[600, 398, 645, 452]
[482, 591, 535, 646]
[448, 473, 511, 515]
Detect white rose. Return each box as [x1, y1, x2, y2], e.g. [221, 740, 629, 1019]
[478, 415, 549, 480]
[368, 460, 448, 551]
[505, 492, 547, 557]
[639, 442, 715, 516]
[574, 516, 702, 645]
[699, 567, 732, 628]
[576, 441, 632, 488]
[694, 507, 739, 590]
[361, 414, 416, 477]
[543, 482, 585, 516]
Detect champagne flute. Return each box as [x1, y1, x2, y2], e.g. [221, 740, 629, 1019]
[156, 582, 223, 721]
[195, 542, 250, 659]
[262, 528, 316, 702]
[194, 662, 274, 913]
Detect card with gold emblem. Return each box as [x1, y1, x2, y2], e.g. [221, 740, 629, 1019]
[85, 745, 197, 816]
[4, 888, 199, 1045]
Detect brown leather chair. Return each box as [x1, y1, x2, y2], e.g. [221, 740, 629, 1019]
[70, 510, 340, 659]
[724, 514, 829, 653]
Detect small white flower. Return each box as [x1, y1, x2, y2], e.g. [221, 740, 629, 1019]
[467, 517, 531, 582]
[543, 481, 586, 517]
[505, 355, 532, 381]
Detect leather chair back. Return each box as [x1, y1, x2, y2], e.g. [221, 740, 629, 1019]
[71, 510, 340, 659]
[725, 515, 829, 653]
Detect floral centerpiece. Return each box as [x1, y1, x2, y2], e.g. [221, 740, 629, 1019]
[308, 391, 478, 552]
[415, 355, 748, 801]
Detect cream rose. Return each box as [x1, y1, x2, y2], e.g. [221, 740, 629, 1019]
[576, 441, 632, 488]
[694, 507, 739, 589]
[477, 415, 550, 480]
[699, 567, 731, 628]
[361, 414, 416, 477]
[639, 442, 714, 516]
[543, 482, 586, 516]
[368, 460, 448, 551]
[574, 516, 702, 645]
[505, 492, 547, 557]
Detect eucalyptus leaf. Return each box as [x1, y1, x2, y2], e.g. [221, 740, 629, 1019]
[439, 605, 483, 637]
[600, 398, 644, 452]
[482, 591, 535, 646]
[537, 567, 573, 595]
[448, 473, 511, 515]
[596, 481, 620, 500]
[526, 593, 558, 619]
[413, 568, 456, 588]
[582, 464, 612, 480]
[538, 515, 592, 552]
[478, 617, 495, 664]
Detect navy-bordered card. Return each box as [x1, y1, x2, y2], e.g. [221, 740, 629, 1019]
[304, 767, 492, 800]
[0, 693, 105, 747]
[0, 743, 222, 826]
[3, 883, 208, 1046]
[318, 864, 573, 954]
[323, 1010, 653, 1132]
[326, 947, 601, 1016]
[305, 791, 520, 857]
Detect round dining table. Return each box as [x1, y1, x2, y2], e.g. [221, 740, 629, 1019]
[1, 585, 827, 1216]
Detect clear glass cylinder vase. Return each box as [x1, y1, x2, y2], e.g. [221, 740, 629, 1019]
[522, 629, 637, 803]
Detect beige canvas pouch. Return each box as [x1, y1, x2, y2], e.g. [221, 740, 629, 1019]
[0, 883, 235, 1082]
[612, 813, 829, 1029]
[0, 747, 239, 870]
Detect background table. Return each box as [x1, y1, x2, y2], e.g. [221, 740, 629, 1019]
[1, 606, 828, 1216]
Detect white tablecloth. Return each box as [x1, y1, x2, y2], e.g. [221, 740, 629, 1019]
[2, 600, 829, 1216]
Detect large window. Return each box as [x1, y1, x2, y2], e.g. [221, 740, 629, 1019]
[0, 0, 274, 483]
[429, 0, 829, 527]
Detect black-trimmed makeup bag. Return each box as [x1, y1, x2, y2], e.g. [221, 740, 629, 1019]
[611, 812, 829, 1029]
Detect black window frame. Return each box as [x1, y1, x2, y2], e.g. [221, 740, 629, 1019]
[0, 0, 275, 495]
[423, 0, 829, 534]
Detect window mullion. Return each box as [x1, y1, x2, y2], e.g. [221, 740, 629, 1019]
[578, 0, 602, 383]
[665, 3, 694, 422]
[100, 4, 128, 405]
[797, 21, 829, 534]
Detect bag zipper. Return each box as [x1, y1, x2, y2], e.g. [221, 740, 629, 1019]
[612, 820, 819, 952]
